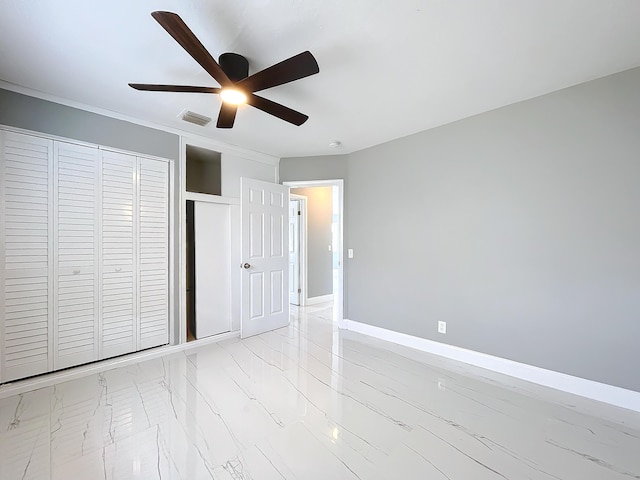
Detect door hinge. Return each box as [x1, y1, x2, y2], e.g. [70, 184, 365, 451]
[297, 210, 301, 216]
[298, 288, 301, 293]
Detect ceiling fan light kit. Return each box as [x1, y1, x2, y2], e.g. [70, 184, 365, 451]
[128, 11, 319, 129]
[220, 88, 247, 105]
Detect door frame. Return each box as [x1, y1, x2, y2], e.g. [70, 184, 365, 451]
[289, 194, 307, 306]
[283, 179, 344, 323]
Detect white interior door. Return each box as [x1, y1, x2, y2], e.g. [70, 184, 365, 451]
[289, 199, 301, 305]
[194, 201, 231, 338]
[240, 178, 289, 338]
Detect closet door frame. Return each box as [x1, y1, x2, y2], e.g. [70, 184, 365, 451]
[0, 125, 176, 380]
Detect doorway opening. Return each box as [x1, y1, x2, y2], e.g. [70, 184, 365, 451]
[283, 180, 344, 323]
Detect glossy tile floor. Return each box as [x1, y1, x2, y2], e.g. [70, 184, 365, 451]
[1, 303, 639, 479]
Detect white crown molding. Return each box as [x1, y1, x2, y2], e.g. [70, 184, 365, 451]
[0, 80, 280, 166]
[341, 319, 640, 413]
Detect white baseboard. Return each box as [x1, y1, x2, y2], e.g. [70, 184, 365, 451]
[341, 319, 640, 413]
[0, 330, 239, 400]
[306, 294, 333, 305]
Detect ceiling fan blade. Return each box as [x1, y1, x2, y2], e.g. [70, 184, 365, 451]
[247, 94, 309, 126]
[237, 51, 319, 93]
[129, 83, 221, 94]
[217, 103, 237, 128]
[151, 11, 233, 88]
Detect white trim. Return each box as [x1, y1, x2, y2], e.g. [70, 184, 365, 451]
[0, 331, 240, 399]
[167, 157, 176, 346]
[180, 133, 278, 166]
[0, 81, 279, 165]
[178, 136, 187, 345]
[306, 294, 334, 305]
[285, 180, 341, 187]
[341, 319, 640, 413]
[298, 197, 308, 307]
[185, 191, 239, 205]
[283, 180, 344, 323]
[289, 194, 307, 306]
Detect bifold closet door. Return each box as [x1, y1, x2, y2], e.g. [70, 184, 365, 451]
[54, 142, 100, 370]
[0, 131, 53, 382]
[138, 157, 169, 349]
[101, 151, 137, 358]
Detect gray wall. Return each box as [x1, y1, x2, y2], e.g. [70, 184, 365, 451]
[0, 88, 179, 160]
[291, 187, 333, 298]
[346, 67, 640, 392]
[279, 154, 348, 183]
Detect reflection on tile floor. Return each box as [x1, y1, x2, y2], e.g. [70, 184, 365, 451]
[1, 303, 639, 479]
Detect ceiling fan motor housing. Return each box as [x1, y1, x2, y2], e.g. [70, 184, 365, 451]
[219, 53, 249, 82]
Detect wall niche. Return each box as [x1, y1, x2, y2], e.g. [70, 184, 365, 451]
[186, 144, 221, 195]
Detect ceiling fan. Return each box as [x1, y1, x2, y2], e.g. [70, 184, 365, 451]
[129, 11, 319, 128]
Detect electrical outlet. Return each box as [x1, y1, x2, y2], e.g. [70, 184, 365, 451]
[438, 321, 447, 334]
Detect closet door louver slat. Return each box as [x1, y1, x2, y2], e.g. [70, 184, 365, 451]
[138, 157, 169, 349]
[1, 131, 53, 382]
[101, 151, 137, 358]
[54, 142, 100, 370]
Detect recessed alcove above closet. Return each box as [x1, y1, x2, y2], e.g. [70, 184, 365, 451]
[185, 144, 221, 195]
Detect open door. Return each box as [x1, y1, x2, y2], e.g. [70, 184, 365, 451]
[240, 178, 289, 338]
[289, 199, 301, 305]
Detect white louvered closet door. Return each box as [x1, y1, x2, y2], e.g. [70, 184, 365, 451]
[101, 151, 136, 358]
[0, 131, 53, 382]
[54, 142, 100, 369]
[137, 157, 169, 349]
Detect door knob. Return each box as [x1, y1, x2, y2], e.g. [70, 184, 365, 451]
[242, 263, 251, 269]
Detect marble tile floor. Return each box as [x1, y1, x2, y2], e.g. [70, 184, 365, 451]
[1, 303, 639, 479]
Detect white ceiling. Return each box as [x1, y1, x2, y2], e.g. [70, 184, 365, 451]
[1, 1, 640, 158]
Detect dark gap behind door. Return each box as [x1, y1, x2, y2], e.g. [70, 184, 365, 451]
[186, 200, 196, 341]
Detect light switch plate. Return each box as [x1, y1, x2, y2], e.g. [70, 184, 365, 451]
[348, 249, 354, 258]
